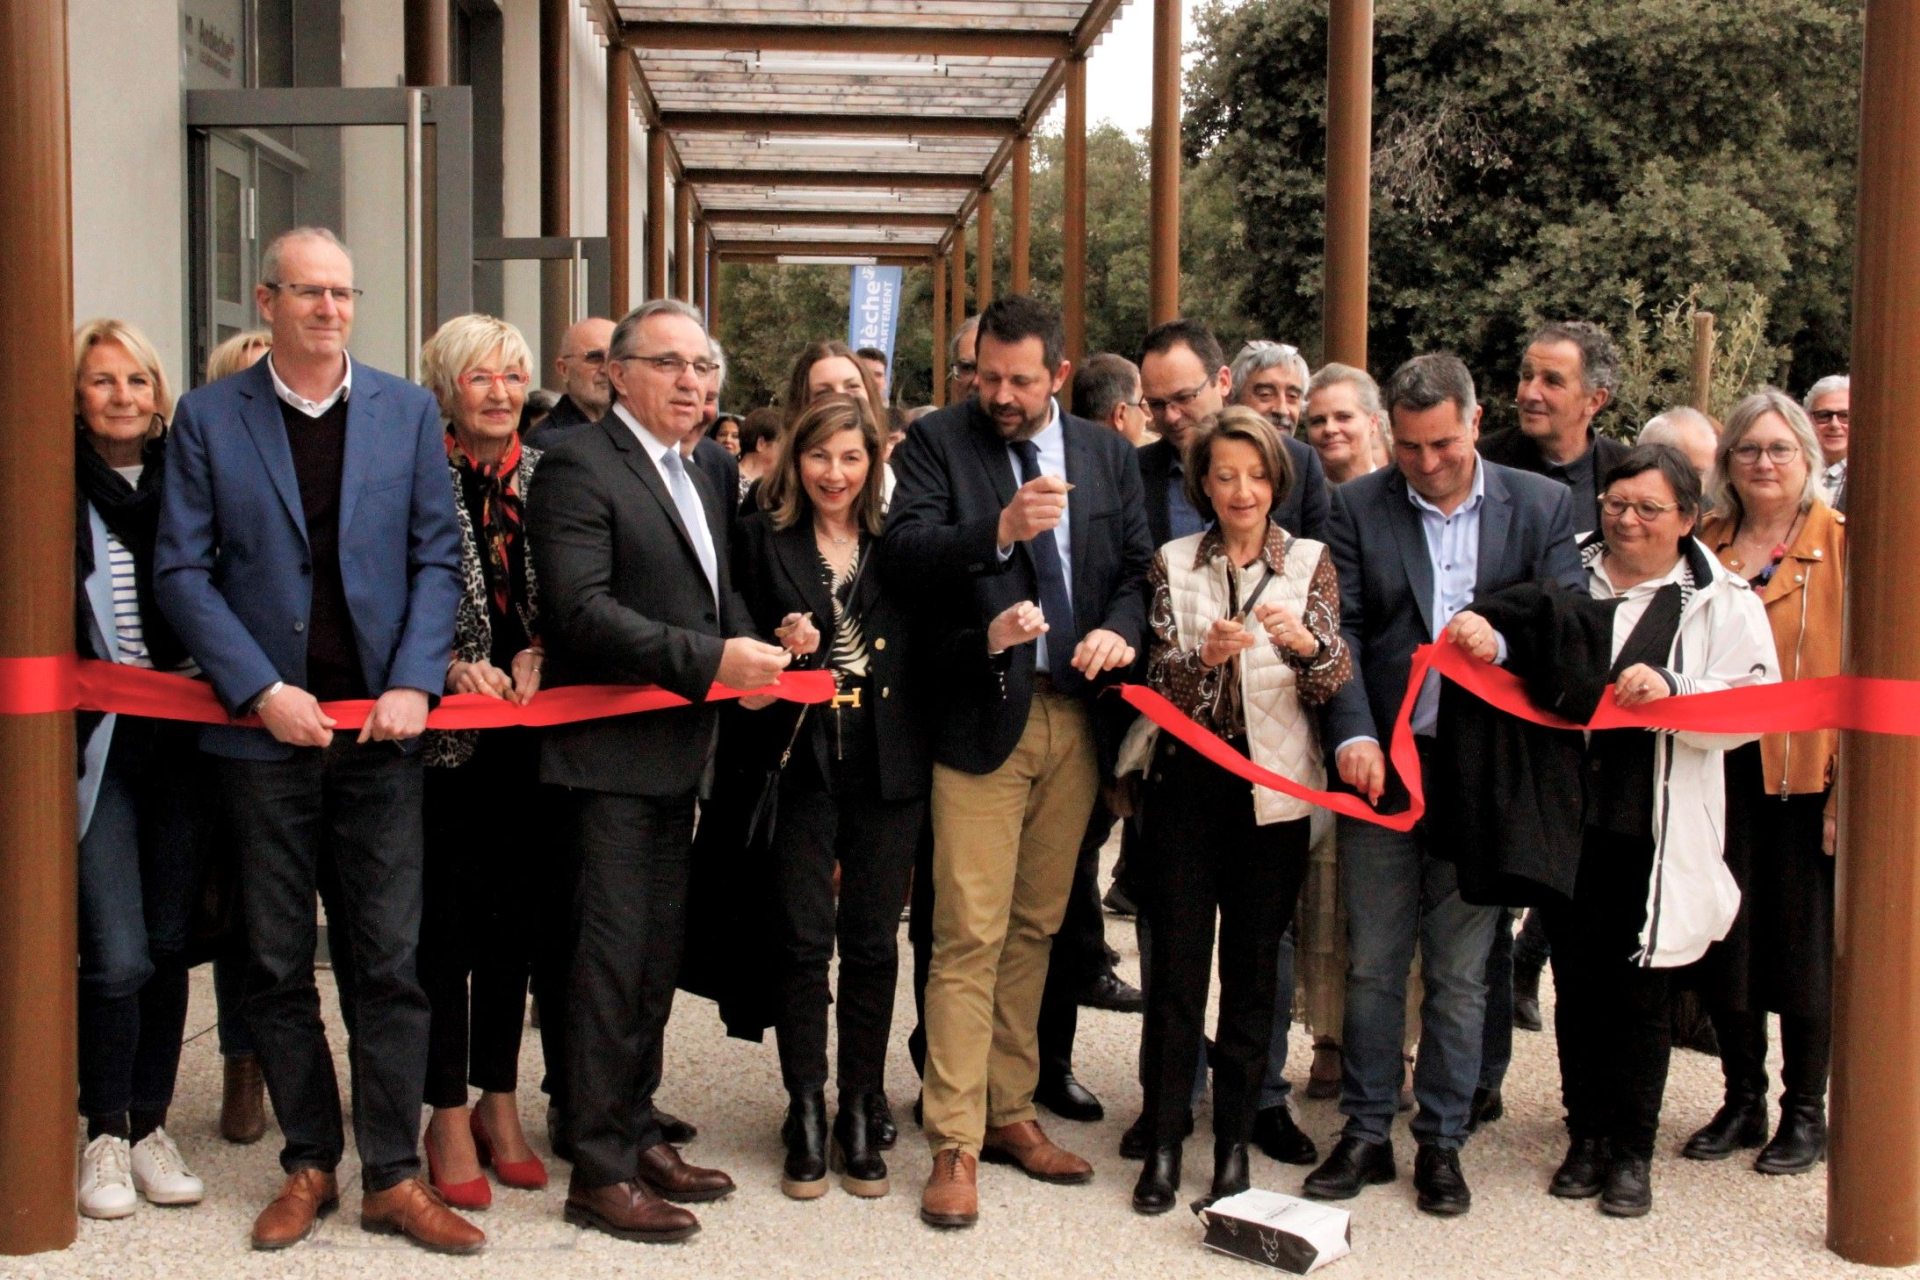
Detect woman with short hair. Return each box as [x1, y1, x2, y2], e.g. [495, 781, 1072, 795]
[204, 329, 272, 384]
[1302, 364, 1388, 485]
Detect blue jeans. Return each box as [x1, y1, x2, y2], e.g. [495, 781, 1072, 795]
[1336, 815, 1499, 1149]
[1479, 912, 1516, 1091]
[1256, 929, 1296, 1111]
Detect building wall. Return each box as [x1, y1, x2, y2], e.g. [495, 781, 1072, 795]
[339, 0, 407, 374]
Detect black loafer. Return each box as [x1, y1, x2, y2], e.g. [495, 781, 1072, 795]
[1550, 1136, 1610, 1199]
[1078, 971, 1146, 1014]
[1036, 1071, 1105, 1123]
[1131, 1143, 1181, 1215]
[1121, 1109, 1191, 1160]
[1681, 1095, 1767, 1161]
[1251, 1106, 1318, 1166]
[1302, 1135, 1396, 1200]
[1413, 1144, 1472, 1216]
[1599, 1155, 1652, 1217]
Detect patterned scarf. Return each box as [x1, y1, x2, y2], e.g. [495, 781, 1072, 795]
[446, 429, 525, 619]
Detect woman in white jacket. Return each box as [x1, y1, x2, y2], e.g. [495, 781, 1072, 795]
[1455, 443, 1778, 1219]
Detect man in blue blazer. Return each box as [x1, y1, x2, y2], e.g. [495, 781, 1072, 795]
[1302, 354, 1582, 1217]
[155, 228, 474, 1253]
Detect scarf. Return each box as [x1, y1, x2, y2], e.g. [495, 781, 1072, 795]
[73, 423, 188, 670]
[446, 429, 525, 620]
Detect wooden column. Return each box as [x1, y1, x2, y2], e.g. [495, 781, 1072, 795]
[933, 255, 949, 407]
[0, 0, 78, 1254]
[673, 179, 693, 302]
[975, 187, 995, 309]
[1829, 0, 1920, 1264]
[692, 220, 707, 315]
[404, 0, 449, 88]
[1147, 0, 1181, 325]
[949, 233, 966, 335]
[1011, 135, 1032, 295]
[705, 235, 721, 330]
[539, 0, 571, 363]
[1063, 55, 1088, 370]
[606, 45, 631, 318]
[646, 127, 668, 302]
[1323, 0, 1372, 367]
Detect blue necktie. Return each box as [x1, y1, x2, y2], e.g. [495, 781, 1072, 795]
[1010, 438, 1079, 687]
[661, 449, 719, 601]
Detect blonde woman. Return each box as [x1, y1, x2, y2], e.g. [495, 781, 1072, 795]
[205, 329, 272, 383]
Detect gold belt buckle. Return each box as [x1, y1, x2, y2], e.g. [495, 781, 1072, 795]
[831, 685, 863, 710]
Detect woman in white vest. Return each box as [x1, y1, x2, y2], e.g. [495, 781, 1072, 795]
[1128, 406, 1354, 1214]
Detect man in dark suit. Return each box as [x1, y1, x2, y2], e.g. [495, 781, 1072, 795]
[525, 316, 615, 451]
[685, 336, 740, 513]
[1302, 354, 1583, 1216]
[155, 227, 479, 1254]
[529, 299, 792, 1244]
[886, 295, 1153, 1230]
[1478, 320, 1630, 536]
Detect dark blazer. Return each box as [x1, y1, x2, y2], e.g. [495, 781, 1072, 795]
[155, 357, 463, 761]
[733, 512, 930, 801]
[883, 400, 1154, 776]
[1138, 431, 1332, 547]
[528, 411, 755, 797]
[1321, 457, 1584, 808]
[690, 434, 740, 513]
[523, 393, 595, 451]
[1479, 425, 1630, 533]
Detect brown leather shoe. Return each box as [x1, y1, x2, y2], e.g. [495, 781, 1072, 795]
[221, 1054, 268, 1145]
[919, 1149, 978, 1228]
[636, 1141, 734, 1203]
[565, 1173, 700, 1243]
[360, 1177, 486, 1255]
[982, 1119, 1094, 1184]
[250, 1168, 338, 1251]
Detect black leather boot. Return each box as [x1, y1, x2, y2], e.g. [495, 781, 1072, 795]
[1512, 962, 1543, 1032]
[1549, 1136, 1609, 1199]
[832, 1093, 890, 1197]
[1755, 1095, 1827, 1175]
[780, 1091, 829, 1199]
[1681, 1093, 1768, 1160]
[1131, 1143, 1181, 1215]
[1203, 1141, 1251, 1207]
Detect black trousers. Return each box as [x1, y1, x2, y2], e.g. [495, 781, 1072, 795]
[907, 817, 935, 1080]
[1543, 828, 1672, 1160]
[1711, 1009, 1832, 1105]
[771, 752, 922, 1097]
[418, 730, 542, 1109]
[220, 740, 429, 1192]
[564, 788, 695, 1187]
[1138, 739, 1309, 1145]
[1036, 796, 1119, 1076]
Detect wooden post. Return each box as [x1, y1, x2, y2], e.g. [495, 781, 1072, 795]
[404, 0, 449, 88]
[705, 234, 720, 330]
[646, 127, 668, 302]
[976, 187, 995, 310]
[1323, 0, 1372, 368]
[539, 0, 570, 365]
[606, 45, 631, 318]
[1148, 0, 1181, 325]
[1011, 135, 1032, 295]
[692, 220, 707, 316]
[1688, 311, 1715, 412]
[673, 179, 693, 302]
[933, 255, 949, 407]
[1829, 0, 1920, 1264]
[949, 234, 966, 336]
[1063, 56, 1088, 370]
[0, 0, 78, 1253]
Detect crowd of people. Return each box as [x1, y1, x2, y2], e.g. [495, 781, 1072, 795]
[69, 223, 1850, 1253]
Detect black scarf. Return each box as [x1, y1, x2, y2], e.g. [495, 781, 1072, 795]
[74, 424, 188, 670]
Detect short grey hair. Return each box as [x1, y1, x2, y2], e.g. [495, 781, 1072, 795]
[1639, 406, 1717, 450]
[1803, 374, 1849, 410]
[1230, 340, 1311, 402]
[259, 226, 351, 286]
[1385, 353, 1478, 425]
[1307, 361, 1389, 440]
[1709, 388, 1825, 521]
[610, 298, 707, 361]
[709, 337, 728, 392]
[949, 314, 980, 361]
[1526, 320, 1620, 397]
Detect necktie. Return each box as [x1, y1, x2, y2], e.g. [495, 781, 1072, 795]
[1009, 438, 1079, 687]
[661, 448, 719, 601]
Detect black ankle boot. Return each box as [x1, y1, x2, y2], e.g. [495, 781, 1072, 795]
[1755, 1095, 1827, 1175]
[1681, 1093, 1767, 1161]
[832, 1093, 890, 1197]
[1512, 963, 1543, 1032]
[1132, 1143, 1181, 1214]
[1206, 1141, 1251, 1205]
[780, 1090, 829, 1199]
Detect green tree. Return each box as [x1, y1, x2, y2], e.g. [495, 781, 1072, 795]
[1185, 0, 1862, 421]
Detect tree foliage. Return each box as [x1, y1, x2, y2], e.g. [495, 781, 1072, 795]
[1184, 0, 1863, 422]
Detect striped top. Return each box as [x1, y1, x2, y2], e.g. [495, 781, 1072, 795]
[107, 465, 153, 669]
[822, 544, 869, 679]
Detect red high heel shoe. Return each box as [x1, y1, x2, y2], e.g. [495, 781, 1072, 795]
[471, 1108, 549, 1190]
[425, 1123, 492, 1210]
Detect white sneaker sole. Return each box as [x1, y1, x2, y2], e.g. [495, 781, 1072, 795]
[79, 1195, 137, 1220]
[136, 1180, 205, 1206]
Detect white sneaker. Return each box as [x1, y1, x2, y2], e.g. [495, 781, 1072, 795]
[79, 1134, 136, 1219]
[130, 1128, 205, 1206]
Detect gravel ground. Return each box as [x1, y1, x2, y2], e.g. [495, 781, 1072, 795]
[8, 847, 1906, 1280]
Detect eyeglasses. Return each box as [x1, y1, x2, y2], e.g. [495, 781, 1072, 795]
[564, 347, 609, 367]
[1599, 494, 1681, 521]
[948, 361, 978, 380]
[1810, 409, 1849, 424]
[617, 354, 720, 378]
[1144, 382, 1211, 416]
[457, 369, 531, 390]
[1730, 441, 1802, 466]
[263, 282, 363, 304]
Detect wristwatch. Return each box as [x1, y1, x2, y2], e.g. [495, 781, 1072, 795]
[251, 680, 286, 715]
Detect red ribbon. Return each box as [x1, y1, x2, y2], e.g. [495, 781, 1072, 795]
[0, 655, 834, 730]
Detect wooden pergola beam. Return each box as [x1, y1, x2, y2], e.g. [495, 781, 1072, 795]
[625, 22, 1070, 59]
[721, 252, 933, 267]
[715, 238, 940, 257]
[682, 167, 980, 190]
[704, 209, 954, 229]
[662, 110, 1016, 137]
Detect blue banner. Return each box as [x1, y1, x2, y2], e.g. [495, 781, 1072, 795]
[847, 265, 904, 396]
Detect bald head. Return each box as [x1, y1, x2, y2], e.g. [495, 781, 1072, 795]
[1639, 407, 1719, 479]
[556, 316, 616, 416]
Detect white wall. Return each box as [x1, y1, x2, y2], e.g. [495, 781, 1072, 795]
[69, 0, 187, 385]
[339, 0, 407, 374]
[499, 0, 543, 362]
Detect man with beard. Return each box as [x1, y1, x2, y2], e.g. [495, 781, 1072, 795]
[886, 295, 1153, 1229]
[1232, 340, 1312, 435]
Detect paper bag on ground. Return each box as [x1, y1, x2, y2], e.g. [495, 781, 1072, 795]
[1196, 1189, 1352, 1273]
